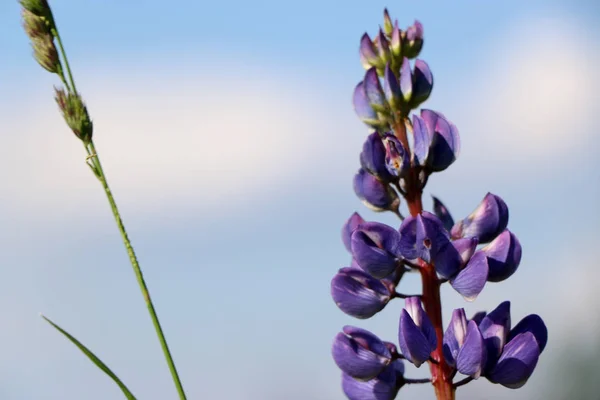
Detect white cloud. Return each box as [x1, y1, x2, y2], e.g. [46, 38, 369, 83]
[454, 15, 599, 167]
[0, 65, 359, 221]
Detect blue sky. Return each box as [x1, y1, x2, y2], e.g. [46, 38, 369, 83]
[0, 0, 599, 399]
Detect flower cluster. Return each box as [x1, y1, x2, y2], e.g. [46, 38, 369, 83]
[330, 9, 547, 400]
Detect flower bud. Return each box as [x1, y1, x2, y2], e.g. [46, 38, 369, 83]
[351, 221, 402, 279]
[342, 212, 366, 252]
[382, 134, 409, 178]
[331, 267, 393, 319]
[403, 20, 424, 59]
[353, 82, 386, 129]
[382, 9, 394, 37]
[482, 230, 522, 282]
[399, 57, 412, 103]
[390, 21, 402, 57]
[359, 33, 380, 69]
[332, 326, 392, 380]
[374, 30, 391, 66]
[363, 67, 388, 113]
[353, 169, 400, 213]
[54, 88, 93, 143]
[398, 297, 437, 367]
[411, 59, 433, 107]
[360, 133, 393, 182]
[342, 363, 400, 400]
[449, 251, 489, 301]
[451, 193, 509, 244]
[431, 196, 454, 232]
[383, 63, 401, 111]
[443, 309, 487, 378]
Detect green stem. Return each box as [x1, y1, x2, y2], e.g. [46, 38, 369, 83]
[51, 25, 77, 93]
[88, 141, 187, 400]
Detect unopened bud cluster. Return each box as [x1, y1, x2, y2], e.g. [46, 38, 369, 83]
[331, 9, 547, 400]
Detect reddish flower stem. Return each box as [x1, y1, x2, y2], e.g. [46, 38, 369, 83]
[393, 119, 455, 400]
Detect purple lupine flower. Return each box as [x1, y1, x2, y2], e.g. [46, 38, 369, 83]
[443, 309, 487, 378]
[360, 133, 394, 182]
[482, 230, 522, 282]
[451, 193, 509, 244]
[431, 196, 454, 232]
[331, 267, 393, 319]
[332, 326, 393, 380]
[449, 250, 489, 301]
[411, 110, 460, 172]
[353, 169, 400, 212]
[398, 212, 463, 279]
[351, 221, 402, 279]
[403, 20, 424, 58]
[375, 29, 391, 65]
[452, 237, 479, 267]
[484, 310, 548, 388]
[342, 360, 403, 400]
[353, 82, 386, 129]
[382, 134, 409, 178]
[398, 297, 437, 367]
[342, 212, 366, 252]
[411, 59, 433, 107]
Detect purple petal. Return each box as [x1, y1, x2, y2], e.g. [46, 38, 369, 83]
[398, 309, 435, 367]
[342, 212, 366, 252]
[471, 311, 487, 326]
[375, 29, 390, 62]
[443, 308, 468, 367]
[425, 110, 460, 172]
[483, 230, 522, 282]
[452, 193, 509, 244]
[383, 64, 401, 108]
[433, 239, 462, 279]
[479, 301, 511, 372]
[508, 314, 548, 354]
[457, 320, 487, 379]
[431, 196, 454, 232]
[405, 297, 437, 350]
[452, 237, 479, 267]
[332, 326, 392, 380]
[399, 57, 412, 102]
[488, 332, 540, 389]
[331, 267, 391, 319]
[450, 251, 489, 301]
[415, 212, 451, 263]
[398, 216, 418, 260]
[364, 67, 387, 109]
[411, 114, 431, 166]
[342, 367, 398, 400]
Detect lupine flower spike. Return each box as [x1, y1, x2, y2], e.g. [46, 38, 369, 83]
[330, 8, 547, 399]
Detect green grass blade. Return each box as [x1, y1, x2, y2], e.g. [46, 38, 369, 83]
[41, 315, 137, 400]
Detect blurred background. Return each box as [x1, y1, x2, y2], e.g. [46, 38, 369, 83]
[0, 0, 599, 399]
